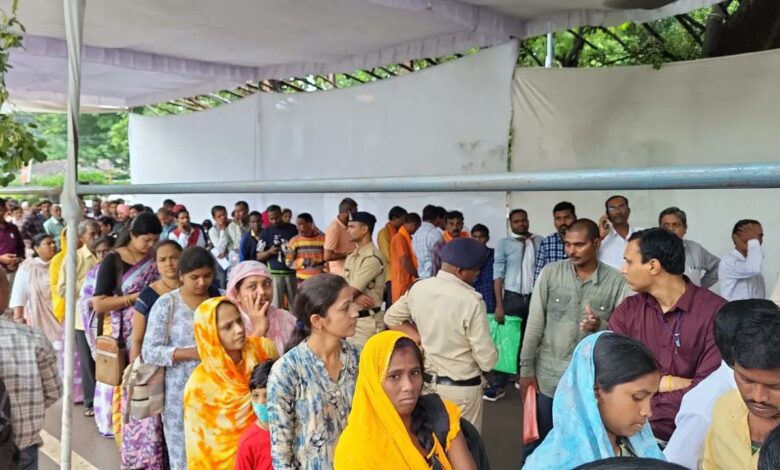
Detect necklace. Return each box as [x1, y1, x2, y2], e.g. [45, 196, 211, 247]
[160, 278, 180, 291]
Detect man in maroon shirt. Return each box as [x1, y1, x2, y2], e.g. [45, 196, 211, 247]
[0, 198, 24, 277]
[609, 228, 725, 442]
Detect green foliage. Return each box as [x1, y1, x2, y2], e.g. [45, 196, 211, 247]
[15, 112, 130, 168]
[0, 2, 48, 186]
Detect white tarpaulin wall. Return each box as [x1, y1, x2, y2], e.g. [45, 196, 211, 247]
[511, 48, 780, 291]
[130, 42, 518, 238]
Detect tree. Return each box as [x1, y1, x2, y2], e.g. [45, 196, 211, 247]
[0, 1, 47, 186]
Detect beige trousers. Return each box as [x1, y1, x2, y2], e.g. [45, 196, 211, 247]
[427, 382, 485, 433]
[347, 310, 386, 348]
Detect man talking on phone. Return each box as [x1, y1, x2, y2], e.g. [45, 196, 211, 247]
[598, 195, 642, 270]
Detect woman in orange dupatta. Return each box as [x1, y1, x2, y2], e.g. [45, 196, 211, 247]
[183, 297, 279, 469]
[334, 330, 475, 470]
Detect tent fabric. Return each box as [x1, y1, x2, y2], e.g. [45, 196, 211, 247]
[2, 0, 718, 109]
[128, 41, 519, 241]
[510, 47, 780, 291]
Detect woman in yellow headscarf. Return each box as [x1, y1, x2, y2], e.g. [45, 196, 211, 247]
[334, 330, 476, 470]
[183, 297, 279, 469]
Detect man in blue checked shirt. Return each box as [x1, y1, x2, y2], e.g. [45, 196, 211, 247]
[533, 202, 577, 284]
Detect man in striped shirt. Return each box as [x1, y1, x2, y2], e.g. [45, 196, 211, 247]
[286, 212, 327, 283]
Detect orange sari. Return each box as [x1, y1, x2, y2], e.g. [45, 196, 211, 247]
[183, 297, 279, 469]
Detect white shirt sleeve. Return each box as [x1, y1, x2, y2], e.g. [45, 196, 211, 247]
[9, 266, 30, 309]
[720, 239, 763, 280]
[664, 412, 710, 469]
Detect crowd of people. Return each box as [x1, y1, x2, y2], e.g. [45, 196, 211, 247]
[0, 193, 778, 470]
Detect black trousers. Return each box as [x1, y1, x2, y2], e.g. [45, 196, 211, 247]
[75, 329, 96, 408]
[492, 291, 531, 389]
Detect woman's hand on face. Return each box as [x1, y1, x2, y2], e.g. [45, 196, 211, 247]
[243, 291, 269, 337]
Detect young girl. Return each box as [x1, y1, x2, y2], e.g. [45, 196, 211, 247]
[236, 360, 276, 470]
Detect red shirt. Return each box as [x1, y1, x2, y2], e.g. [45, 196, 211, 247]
[235, 424, 273, 470]
[608, 280, 725, 442]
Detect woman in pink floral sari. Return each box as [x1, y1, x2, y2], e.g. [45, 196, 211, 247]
[90, 213, 163, 469]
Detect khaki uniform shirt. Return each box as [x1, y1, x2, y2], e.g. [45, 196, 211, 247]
[385, 270, 498, 380]
[343, 242, 386, 308]
[520, 260, 630, 397]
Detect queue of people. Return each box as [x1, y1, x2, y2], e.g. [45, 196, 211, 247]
[0, 193, 778, 470]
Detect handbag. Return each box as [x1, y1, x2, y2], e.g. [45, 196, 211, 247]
[123, 300, 173, 421]
[95, 256, 127, 386]
[522, 383, 540, 445]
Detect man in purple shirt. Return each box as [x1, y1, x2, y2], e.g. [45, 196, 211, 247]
[609, 228, 725, 442]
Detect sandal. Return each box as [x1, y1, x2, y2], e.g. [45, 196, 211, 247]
[83, 408, 95, 417]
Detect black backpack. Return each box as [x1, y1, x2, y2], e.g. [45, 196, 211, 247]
[420, 394, 491, 470]
[0, 376, 19, 470]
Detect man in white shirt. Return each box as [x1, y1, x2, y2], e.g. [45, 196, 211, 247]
[718, 219, 765, 301]
[597, 195, 641, 270]
[664, 299, 750, 469]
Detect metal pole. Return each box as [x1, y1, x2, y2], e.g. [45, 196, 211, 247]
[61, 0, 85, 468]
[545, 23, 554, 68]
[76, 161, 780, 195]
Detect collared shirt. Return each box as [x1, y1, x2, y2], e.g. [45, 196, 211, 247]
[385, 270, 498, 380]
[0, 221, 24, 269]
[43, 217, 65, 249]
[665, 361, 737, 469]
[608, 281, 726, 441]
[0, 316, 62, 450]
[209, 225, 230, 256]
[57, 244, 99, 331]
[377, 222, 397, 283]
[411, 221, 443, 279]
[533, 232, 566, 284]
[472, 247, 495, 312]
[161, 222, 177, 240]
[718, 239, 765, 301]
[493, 234, 543, 295]
[227, 221, 248, 253]
[520, 260, 630, 397]
[683, 239, 720, 288]
[343, 242, 386, 308]
[702, 390, 760, 470]
[324, 218, 355, 276]
[598, 225, 641, 270]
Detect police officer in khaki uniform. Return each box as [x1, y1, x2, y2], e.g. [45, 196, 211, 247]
[385, 237, 498, 432]
[343, 211, 386, 347]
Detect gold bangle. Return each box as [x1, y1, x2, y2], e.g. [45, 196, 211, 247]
[666, 375, 673, 393]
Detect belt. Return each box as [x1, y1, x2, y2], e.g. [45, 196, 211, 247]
[358, 307, 380, 318]
[505, 291, 531, 298]
[423, 373, 481, 387]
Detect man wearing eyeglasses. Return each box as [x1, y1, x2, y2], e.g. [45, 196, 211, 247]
[598, 195, 642, 270]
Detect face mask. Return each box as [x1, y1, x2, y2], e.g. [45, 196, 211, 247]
[253, 402, 269, 423]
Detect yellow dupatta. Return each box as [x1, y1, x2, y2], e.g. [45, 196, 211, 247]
[49, 231, 67, 322]
[183, 297, 279, 469]
[334, 330, 459, 470]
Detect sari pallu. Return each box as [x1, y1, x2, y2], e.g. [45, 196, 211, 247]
[92, 255, 158, 439]
[183, 297, 279, 469]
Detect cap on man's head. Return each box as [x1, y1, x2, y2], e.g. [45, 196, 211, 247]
[349, 211, 377, 231]
[439, 238, 489, 270]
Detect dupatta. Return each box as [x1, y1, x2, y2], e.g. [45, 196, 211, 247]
[20, 257, 62, 343]
[184, 297, 279, 469]
[334, 330, 456, 470]
[524, 332, 666, 470]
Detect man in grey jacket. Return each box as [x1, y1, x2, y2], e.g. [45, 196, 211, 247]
[659, 207, 720, 288]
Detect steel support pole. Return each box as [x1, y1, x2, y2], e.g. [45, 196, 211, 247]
[61, 0, 85, 468]
[77, 162, 780, 195]
[545, 24, 554, 68]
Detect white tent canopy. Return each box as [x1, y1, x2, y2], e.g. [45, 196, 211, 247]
[3, 0, 718, 109]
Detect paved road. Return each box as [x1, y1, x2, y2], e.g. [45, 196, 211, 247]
[41, 386, 524, 469]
